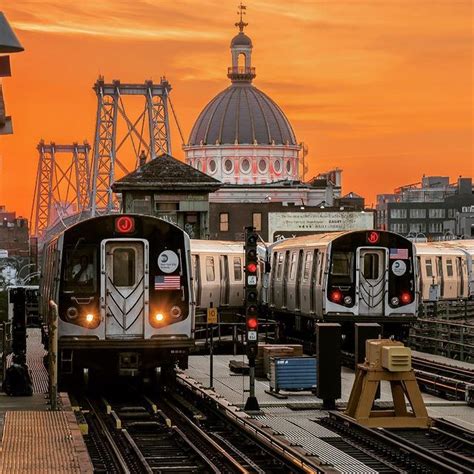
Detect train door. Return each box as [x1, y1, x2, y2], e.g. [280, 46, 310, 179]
[437, 257, 444, 298]
[456, 257, 464, 298]
[310, 249, 319, 314]
[192, 254, 201, 307]
[357, 248, 387, 316]
[270, 252, 278, 306]
[219, 255, 230, 305]
[282, 251, 290, 308]
[102, 240, 148, 338]
[295, 249, 304, 310]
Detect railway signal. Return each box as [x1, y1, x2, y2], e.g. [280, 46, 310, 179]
[244, 226, 260, 412]
[244, 226, 259, 359]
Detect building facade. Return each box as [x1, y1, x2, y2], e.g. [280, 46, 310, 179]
[112, 154, 221, 239]
[0, 205, 29, 257]
[376, 176, 474, 240]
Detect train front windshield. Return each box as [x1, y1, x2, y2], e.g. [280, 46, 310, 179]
[63, 247, 98, 294]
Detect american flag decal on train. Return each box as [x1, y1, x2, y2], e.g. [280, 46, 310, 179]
[389, 248, 408, 259]
[154, 275, 181, 290]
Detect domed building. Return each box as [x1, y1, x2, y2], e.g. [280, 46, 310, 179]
[181, 7, 365, 241]
[184, 15, 300, 184]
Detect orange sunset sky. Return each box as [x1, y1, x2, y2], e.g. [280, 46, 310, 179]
[0, 0, 472, 219]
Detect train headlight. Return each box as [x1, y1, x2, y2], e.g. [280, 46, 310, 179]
[391, 297, 399, 306]
[66, 307, 78, 320]
[344, 296, 352, 305]
[85, 313, 95, 323]
[155, 313, 165, 322]
[170, 306, 182, 319]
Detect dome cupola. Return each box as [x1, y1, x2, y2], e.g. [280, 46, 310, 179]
[184, 3, 301, 185]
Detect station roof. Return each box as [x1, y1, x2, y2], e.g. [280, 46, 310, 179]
[112, 153, 222, 192]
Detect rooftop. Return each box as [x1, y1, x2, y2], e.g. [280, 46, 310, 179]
[112, 154, 222, 192]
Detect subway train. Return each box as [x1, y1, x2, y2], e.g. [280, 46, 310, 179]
[415, 240, 474, 301]
[190, 230, 417, 346]
[40, 214, 193, 387]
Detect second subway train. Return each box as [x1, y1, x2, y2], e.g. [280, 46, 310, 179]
[191, 230, 418, 345]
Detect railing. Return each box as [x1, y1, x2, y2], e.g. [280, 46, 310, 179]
[409, 318, 474, 362]
[227, 66, 256, 76]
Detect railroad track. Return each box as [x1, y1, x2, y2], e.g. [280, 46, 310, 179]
[319, 412, 474, 474]
[411, 356, 474, 402]
[77, 386, 309, 473]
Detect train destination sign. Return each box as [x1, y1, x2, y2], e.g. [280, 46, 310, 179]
[269, 211, 374, 242]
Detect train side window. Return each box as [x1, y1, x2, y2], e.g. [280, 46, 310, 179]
[303, 252, 312, 280]
[206, 256, 215, 281]
[113, 248, 136, 287]
[289, 252, 297, 280]
[233, 257, 242, 281]
[276, 253, 284, 279]
[318, 253, 325, 285]
[363, 253, 379, 280]
[425, 259, 433, 277]
[446, 259, 453, 277]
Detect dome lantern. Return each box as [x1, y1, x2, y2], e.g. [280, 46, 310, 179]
[227, 3, 256, 83]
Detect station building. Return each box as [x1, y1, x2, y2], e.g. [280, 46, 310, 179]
[376, 176, 474, 240]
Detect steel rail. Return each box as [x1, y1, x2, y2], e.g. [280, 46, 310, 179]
[380, 428, 470, 474]
[161, 397, 250, 474]
[328, 412, 465, 474]
[84, 397, 131, 474]
[177, 372, 331, 473]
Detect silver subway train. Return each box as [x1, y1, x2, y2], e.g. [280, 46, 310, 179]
[190, 230, 418, 345]
[40, 214, 194, 387]
[415, 240, 474, 301]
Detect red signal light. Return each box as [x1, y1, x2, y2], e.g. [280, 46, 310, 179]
[329, 289, 343, 304]
[246, 262, 257, 273]
[247, 317, 258, 330]
[116, 216, 135, 233]
[367, 231, 380, 244]
[400, 292, 412, 304]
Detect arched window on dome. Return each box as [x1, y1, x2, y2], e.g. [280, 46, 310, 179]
[238, 53, 246, 73]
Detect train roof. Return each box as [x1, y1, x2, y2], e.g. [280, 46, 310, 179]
[269, 230, 408, 251]
[415, 240, 474, 256]
[270, 232, 348, 250]
[190, 240, 245, 254]
[414, 243, 465, 256]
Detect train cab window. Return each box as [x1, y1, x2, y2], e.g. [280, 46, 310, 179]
[276, 253, 284, 279]
[303, 252, 312, 280]
[330, 252, 353, 284]
[363, 254, 379, 280]
[63, 247, 97, 293]
[446, 259, 453, 277]
[206, 256, 215, 281]
[113, 248, 136, 287]
[425, 259, 433, 277]
[233, 257, 242, 281]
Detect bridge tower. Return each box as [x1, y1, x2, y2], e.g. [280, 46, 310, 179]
[30, 141, 91, 237]
[90, 77, 172, 215]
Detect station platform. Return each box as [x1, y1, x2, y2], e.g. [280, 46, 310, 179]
[183, 354, 474, 473]
[0, 330, 93, 473]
